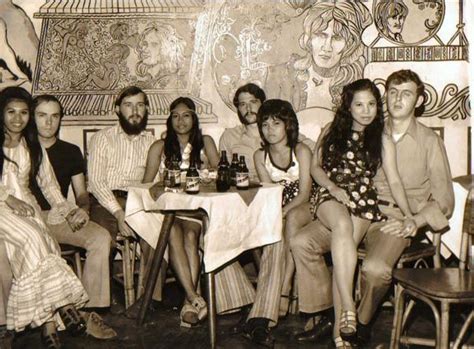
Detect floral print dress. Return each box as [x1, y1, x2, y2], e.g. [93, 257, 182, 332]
[310, 131, 385, 222]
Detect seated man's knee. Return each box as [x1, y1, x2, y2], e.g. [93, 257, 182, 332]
[361, 258, 392, 285]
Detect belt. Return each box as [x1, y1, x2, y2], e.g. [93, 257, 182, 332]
[112, 190, 128, 199]
[378, 199, 399, 209]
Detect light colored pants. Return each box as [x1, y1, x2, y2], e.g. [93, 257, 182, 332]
[46, 215, 112, 308]
[215, 241, 284, 325]
[290, 219, 409, 323]
[0, 241, 12, 326]
[90, 195, 164, 301]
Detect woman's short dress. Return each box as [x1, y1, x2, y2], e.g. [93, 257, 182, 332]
[263, 149, 317, 207]
[310, 131, 385, 222]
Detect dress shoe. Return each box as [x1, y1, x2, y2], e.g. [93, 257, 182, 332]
[229, 305, 251, 335]
[0, 327, 13, 349]
[81, 311, 117, 339]
[242, 318, 274, 348]
[294, 315, 333, 342]
[355, 321, 371, 346]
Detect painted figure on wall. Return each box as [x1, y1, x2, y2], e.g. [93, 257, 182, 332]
[0, 0, 38, 90]
[54, 19, 89, 66]
[374, 0, 409, 43]
[74, 43, 130, 89]
[135, 23, 187, 89]
[265, 1, 372, 112]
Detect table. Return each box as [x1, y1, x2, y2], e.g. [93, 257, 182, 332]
[124, 182, 283, 348]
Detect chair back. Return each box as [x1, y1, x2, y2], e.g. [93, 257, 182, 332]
[453, 175, 473, 271]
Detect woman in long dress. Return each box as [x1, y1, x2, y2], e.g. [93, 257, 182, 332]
[0, 87, 88, 348]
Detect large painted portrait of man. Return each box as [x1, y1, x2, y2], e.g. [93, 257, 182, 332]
[265, 1, 372, 112]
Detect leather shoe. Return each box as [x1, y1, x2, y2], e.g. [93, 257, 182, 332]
[242, 325, 275, 348]
[229, 306, 250, 335]
[294, 315, 333, 342]
[355, 321, 371, 346]
[0, 328, 13, 349]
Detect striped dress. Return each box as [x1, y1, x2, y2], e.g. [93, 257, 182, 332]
[0, 140, 88, 332]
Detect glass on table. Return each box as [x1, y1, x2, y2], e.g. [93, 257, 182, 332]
[199, 168, 217, 184]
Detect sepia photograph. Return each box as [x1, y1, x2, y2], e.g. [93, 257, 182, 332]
[0, 0, 471, 348]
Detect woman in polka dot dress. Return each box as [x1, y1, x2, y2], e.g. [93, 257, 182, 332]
[310, 79, 414, 347]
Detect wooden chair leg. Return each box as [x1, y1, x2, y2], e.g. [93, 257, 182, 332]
[440, 302, 450, 349]
[74, 251, 82, 278]
[289, 273, 298, 314]
[453, 310, 474, 349]
[206, 271, 216, 349]
[390, 286, 405, 349]
[122, 239, 135, 309]
[137, 251, 146, 299]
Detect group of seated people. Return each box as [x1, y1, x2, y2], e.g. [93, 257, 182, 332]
[0, 68, 454, 349]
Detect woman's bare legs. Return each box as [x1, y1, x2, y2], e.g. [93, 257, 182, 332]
[168, 219, 201, 303]
[181, 220, 202, 294]
[317, 200, 356, 313]
[332, 216, 370, 340]
[280, 203, 312, 315]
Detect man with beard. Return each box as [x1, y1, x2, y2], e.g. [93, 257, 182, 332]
[88, 86, 154, 240]
[88, 86, 166, 309]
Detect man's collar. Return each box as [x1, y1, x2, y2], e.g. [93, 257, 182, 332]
[386, 117, 418, 140]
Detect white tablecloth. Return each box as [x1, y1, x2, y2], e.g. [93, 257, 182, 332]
[125, 183, 283, 272]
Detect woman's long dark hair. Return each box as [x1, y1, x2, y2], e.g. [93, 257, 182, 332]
[257, 99, 299, 151]
[164, 97, 204, 168]
[321, 79, 384, 173]
[0, 87, 42, 186]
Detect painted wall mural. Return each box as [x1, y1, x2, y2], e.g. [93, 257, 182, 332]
[0, 0, 471, 176]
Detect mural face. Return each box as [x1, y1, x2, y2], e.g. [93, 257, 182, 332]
[36, 18, 194, 92]
[310, 20, 347, 69]
[374, 0, 444, 44]
[211, 1, 372, 112]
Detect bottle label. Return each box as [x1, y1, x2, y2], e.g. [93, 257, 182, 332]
[236, 172, 249, 187]
[170, 169, 181, 185]
[186, 177, 200, 192]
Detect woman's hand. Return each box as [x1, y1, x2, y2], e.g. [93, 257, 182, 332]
[328, 185, 350, 206]
[5, 195, 35, 217]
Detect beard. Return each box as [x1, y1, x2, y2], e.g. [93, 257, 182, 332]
[118, 111, 148, 135]
[238, 111, 257, 125]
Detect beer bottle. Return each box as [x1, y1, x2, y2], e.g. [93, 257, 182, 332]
[163, 158, 174, 188]
[229, 153, 239, 186]
[216, 150, 230, 192]
[186, 159, 200, 194]
[170, 154, 181, 187]
[236, 155, 249, 190]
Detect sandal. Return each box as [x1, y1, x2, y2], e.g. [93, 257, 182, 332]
[58, 306, 86, 336]
[339, 310, 357, 340]
[41, 322, 62, 349]
[334, 336, 353, 348]
[180, 303, 198, 328]
[279, 295, 290, 318]
[191, 296, 207, 321]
